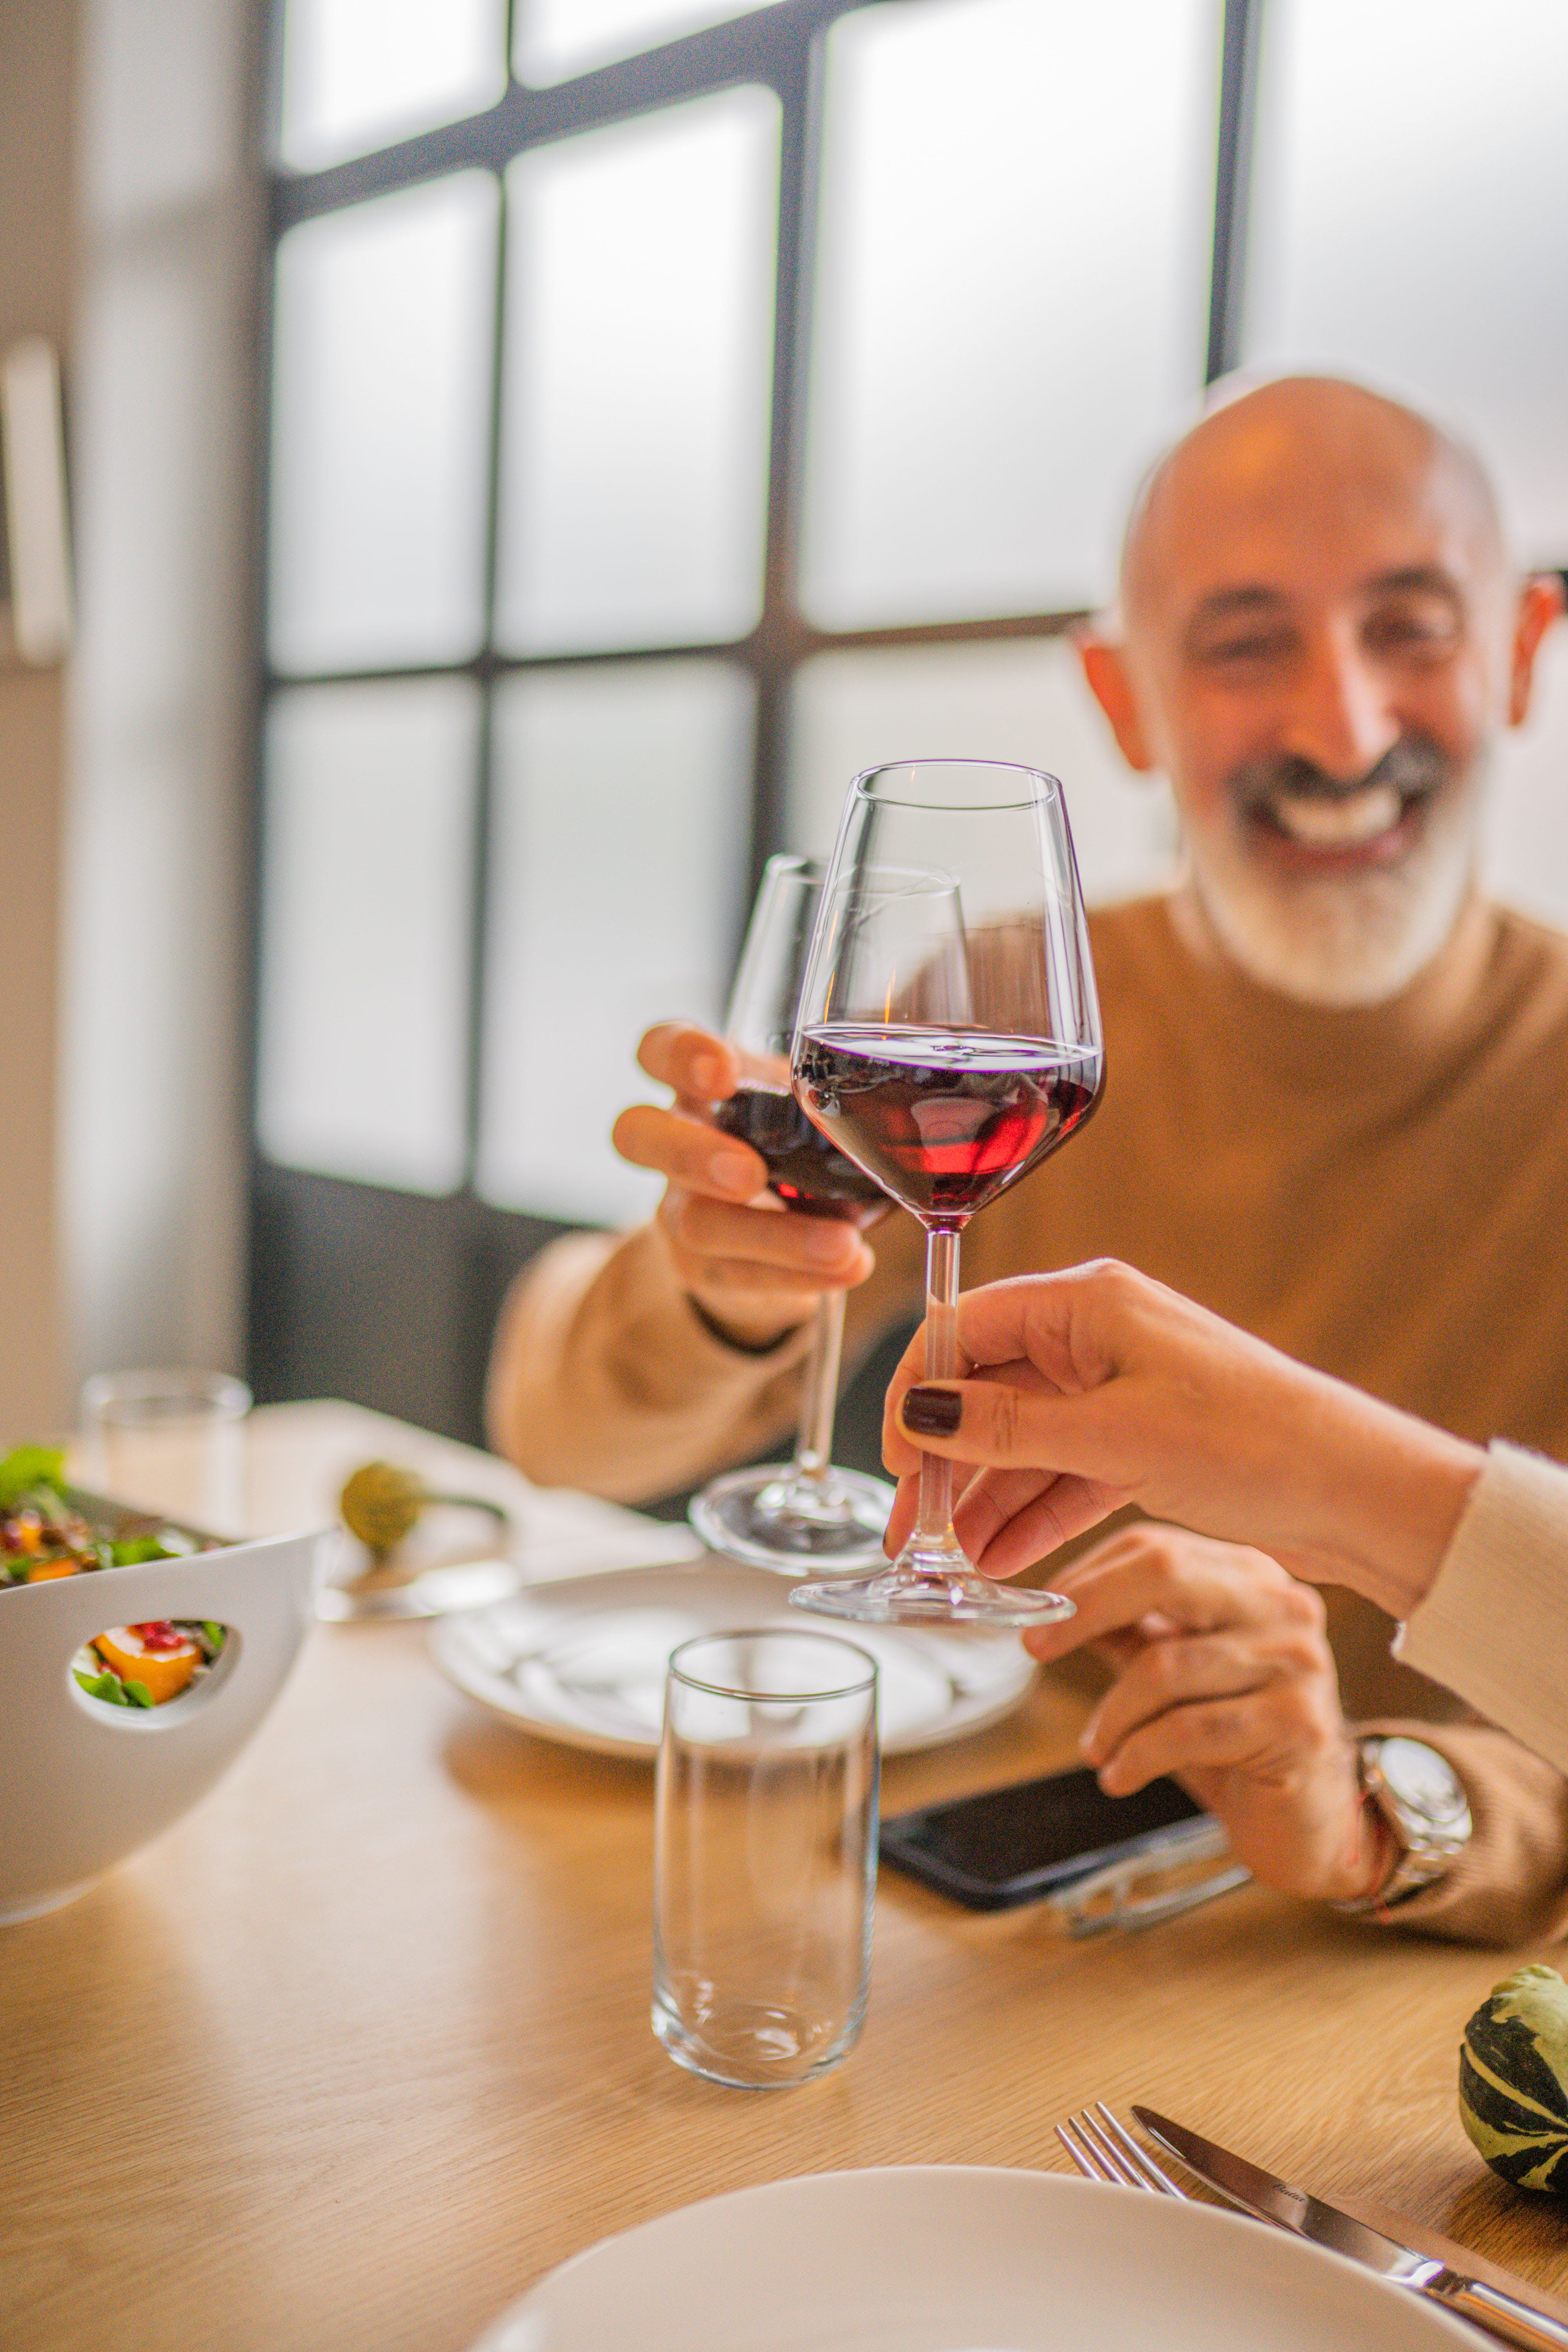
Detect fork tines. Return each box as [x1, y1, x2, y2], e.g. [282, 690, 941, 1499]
[1057, 2102, 1186, 2197]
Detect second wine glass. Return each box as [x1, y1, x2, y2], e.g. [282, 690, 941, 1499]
[687, 855, 896, 1573]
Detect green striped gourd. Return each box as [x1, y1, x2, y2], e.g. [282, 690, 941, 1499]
[1459, 1965, 1568, 2195]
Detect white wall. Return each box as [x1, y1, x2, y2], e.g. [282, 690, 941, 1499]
[64, 0, 262, 1387]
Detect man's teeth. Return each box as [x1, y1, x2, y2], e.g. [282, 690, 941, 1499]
[1269, 784, 1404, 846]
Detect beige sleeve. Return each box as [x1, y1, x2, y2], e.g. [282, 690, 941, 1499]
[485, 1216, 925, 1504]
[1394, 1443, 1568, 1779]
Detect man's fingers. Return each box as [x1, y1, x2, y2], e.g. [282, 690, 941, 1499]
[1093, 1684, 1330, 1796]
[613, 1104, 764, 1198]
[668, 1192, 872, 1283]
[637, 1023, 738, 1100]
[1020, 1529, 1308, 1664]
[1078, 1632, 1287, 1768]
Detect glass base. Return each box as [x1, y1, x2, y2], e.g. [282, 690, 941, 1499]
[789, 1561, 1076, 1628]
[652, 1983, 862, 2089]
[688, 1463, 895, 1575]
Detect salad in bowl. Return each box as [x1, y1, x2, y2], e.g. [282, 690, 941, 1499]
[1, 1446, 229, 1711]
[0, 1443, 330, 1923]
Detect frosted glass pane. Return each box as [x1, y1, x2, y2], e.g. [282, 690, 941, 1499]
[1245, 0, 1568, 566]
[802, 0, 1216, 629]
[789, 639, 1178, 910]
[279, 0, 507, 171]
[269, 173, 497, 674]
[478, 662, 753, 1223]
[256, 681, 477, 1193]
[494, 89, 777, 655]
[1485, 625, 1568, 931]
[516, 0, 757, 85]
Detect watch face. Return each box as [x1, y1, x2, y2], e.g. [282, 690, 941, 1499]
[1376, 1737, 1470, 1831]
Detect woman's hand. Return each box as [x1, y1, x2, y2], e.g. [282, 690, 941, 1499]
[880, 1260, 1481, 1617]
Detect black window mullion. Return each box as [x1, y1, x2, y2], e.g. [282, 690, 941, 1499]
[460, 165, 513, 1192]
[270, 0, 869, 236]
[746, 24, 827, 906]
[1207, 0, 1265, 383]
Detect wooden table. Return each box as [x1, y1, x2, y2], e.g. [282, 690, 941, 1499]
[5, 1405, 1568, 2350]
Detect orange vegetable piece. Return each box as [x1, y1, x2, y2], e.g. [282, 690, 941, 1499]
[92, 1626, 203, 1704]
[25, 1557, 80, 1582]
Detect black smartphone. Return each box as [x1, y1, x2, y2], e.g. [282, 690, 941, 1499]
[879, 1767, 1209, 1912]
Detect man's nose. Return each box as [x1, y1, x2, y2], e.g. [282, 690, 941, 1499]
[1279, 634, 1401, 783]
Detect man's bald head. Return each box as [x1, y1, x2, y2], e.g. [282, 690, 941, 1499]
[1076, 372, 1560, 1007]
[1121, 376, 1507, 629]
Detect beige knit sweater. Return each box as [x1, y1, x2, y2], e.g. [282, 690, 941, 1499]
[1403, 1446, 1568, 1782]
[490, 890, 1568, 1945]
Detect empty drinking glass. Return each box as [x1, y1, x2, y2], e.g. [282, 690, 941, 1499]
[80, 1370, 251, 1535]
[653, 1628, 878, 2089]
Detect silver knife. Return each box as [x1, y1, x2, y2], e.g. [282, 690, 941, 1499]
[1132, 2106, 1568, 2351]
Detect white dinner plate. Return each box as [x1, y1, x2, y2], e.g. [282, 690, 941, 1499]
[427, 1560, 1035, 1759]
[466, 2167, 1477, 2352]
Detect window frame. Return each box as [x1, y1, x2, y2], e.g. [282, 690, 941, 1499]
[248, 0, 1263, 1444]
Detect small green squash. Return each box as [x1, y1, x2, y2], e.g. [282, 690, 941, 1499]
[1460, 1965, 1568, 2195]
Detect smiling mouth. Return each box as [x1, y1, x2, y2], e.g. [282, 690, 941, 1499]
[1247, 780, 1435, 860]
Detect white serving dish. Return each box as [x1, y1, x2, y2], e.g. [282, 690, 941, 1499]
[471, 2166, 1475, 2352]
[0, 1501, 332, 1923]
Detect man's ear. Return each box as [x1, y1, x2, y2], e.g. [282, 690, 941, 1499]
[1508, 572, 1566, 726]
[1075, 631, 1157, 771]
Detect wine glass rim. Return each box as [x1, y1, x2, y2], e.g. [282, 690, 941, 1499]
[666, 1627, 879, 1701]
[852, 758, 1062, 811]
[762, 850, 831, 885]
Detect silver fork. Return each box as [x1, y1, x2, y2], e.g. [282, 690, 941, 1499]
[1056, 2101, 1187, 2195]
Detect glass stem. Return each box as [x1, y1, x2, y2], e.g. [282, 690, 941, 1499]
[915, 1226, 961, 1552]
[792, 1289, 846, 1481]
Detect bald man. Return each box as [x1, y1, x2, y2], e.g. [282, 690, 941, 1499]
[490, 376, 1568, 1943]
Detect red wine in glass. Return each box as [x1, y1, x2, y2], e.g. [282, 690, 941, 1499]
[793, 1027, 1100, 1224]
[784, 760, 1104, 1628]
[713, 1084, 891, 1229]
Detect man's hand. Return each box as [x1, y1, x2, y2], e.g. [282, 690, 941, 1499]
[1026, 1523, 1393, 1904]
[611, 1022, 875, 1349]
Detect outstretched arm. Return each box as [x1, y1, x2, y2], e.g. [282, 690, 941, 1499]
[879, 1259, 1481, 1617]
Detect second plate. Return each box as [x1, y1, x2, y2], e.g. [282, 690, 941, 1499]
[428, 1559, 1036, 1758]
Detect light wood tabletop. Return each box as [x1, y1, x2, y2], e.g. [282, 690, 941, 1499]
[5, 1404, 1568, 2350]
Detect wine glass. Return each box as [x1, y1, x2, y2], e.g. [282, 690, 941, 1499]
[687, 855, 897, 1572]
[786, 760, 1104, 1626]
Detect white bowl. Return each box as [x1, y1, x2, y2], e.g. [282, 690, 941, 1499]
[0, 1514, 332, 1923]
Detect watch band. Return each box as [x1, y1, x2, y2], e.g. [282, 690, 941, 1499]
[1335, 1735, 1474, 1915]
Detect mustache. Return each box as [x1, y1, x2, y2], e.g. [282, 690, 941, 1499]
[1229, 737, 1454, 817]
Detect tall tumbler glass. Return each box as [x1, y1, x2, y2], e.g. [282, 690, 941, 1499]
[688, 855, 895, 1572]
[653, 1628, 878, 2089]
[80, 1370, 251, 1535]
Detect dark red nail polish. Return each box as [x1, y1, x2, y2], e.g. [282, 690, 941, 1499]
[902, 1384, 962, 1436]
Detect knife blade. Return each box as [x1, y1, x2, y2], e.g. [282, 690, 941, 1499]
[1132, 2107, 1568, 2351]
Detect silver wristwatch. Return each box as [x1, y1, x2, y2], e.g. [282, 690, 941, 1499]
[1336, 1735, 1473, 1914]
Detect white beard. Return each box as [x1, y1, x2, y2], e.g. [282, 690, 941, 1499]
[1184, 784, 1484, 1009]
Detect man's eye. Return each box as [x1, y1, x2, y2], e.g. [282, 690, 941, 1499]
[1200, 633, 1290, 666]
[1363, 606, 1460, 657]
